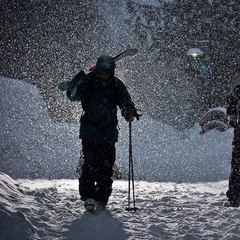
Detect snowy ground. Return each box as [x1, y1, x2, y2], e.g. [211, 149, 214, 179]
[1, 173, 240, 240]
[1, 76, 240, 239]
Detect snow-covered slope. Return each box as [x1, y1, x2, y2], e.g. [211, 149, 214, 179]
[0, 76, 80, 179]
[0, 76, 233, 182]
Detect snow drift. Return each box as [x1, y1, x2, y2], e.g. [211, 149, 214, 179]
[0, 76, 233, 182]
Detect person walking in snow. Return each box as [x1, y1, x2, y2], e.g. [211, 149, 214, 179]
[224, 83, 240, 207]
[66, 55, 139, 211]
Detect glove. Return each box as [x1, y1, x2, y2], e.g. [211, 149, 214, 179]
[228, 115, 238, 128]
[127, 109, 137, 122]
[122, 107, 140, 122]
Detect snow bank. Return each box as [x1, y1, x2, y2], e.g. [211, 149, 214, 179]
[0, 76, 79, 179]
[0, 76, 233, 182]
[0, 173, 37, 240]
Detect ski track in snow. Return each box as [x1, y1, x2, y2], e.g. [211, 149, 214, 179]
[1, 173, 240, 240]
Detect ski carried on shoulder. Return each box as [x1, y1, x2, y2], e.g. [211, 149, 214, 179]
[113, 45, 138, 62]
[58, 45, 138, 93]
[58, 70, 86, 93]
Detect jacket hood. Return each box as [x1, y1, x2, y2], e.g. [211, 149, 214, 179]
[95, 55, 115, 76]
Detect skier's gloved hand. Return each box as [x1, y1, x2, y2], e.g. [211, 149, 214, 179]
[127, 109, 137, 122]
[122, 107, 140, 122]
[228, 115, 238, 128]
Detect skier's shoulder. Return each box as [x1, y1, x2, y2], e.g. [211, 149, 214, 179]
[113, 77, 127, 89]
[86, 70, 96, 80]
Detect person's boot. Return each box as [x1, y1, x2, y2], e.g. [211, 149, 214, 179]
[84, 198, 96, 211]
[224, 199, 239, 208]
[96, 201, 106, 210]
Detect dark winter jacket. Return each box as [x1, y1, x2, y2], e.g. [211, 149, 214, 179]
[227, 84, 240, 145]
[226, 84, 240, 116]
[67, 55, 136, 144]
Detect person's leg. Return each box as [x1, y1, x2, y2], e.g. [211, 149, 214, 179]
[95, 143, 116, 205]
[226, 127, 240, 206]
[79, 139, 98, 201]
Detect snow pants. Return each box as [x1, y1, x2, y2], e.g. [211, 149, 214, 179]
[227, 125, 240, 202]
[79, 139, 116, 204]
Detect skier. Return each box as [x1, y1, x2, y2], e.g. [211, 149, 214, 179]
[66, 55, 139, 211]
[224, 83, 240, 207]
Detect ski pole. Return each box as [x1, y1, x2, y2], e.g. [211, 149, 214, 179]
[130, 120, 137, 210]
[125, 120, 138, 211]
[127, 138, 131, 210]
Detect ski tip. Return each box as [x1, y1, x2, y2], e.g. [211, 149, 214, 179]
[128, 48, 138, 56]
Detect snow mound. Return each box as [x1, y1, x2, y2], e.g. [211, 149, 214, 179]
[0, 76, 79, 179]
[0, 173, 37, 240]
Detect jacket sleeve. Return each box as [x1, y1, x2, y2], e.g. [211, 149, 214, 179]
[226, 85, 240, 116]
[117, 79, 139, 121]
[115, 78, 136, 111]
